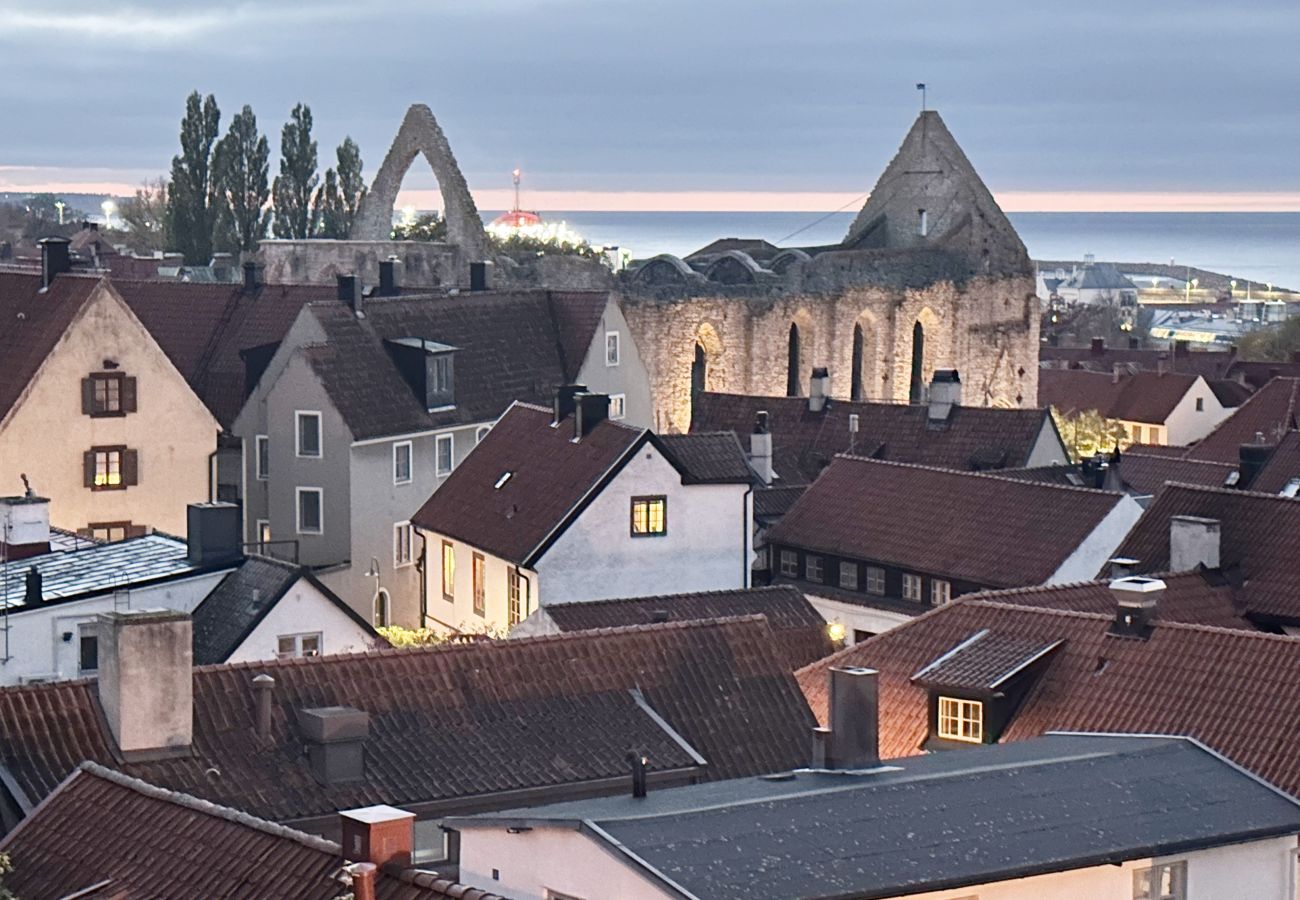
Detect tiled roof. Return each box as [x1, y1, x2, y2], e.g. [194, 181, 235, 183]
[691, 392, 1053, 485]
[0, 763, 498, 900]
[1184, 377, 1300, 462]
[994, 464, 1092, 487]
[797, 600, 1300, 795]
[657, 432, 753, 484]
[1061, 262, 1137, 291]
[1225, 360, 1300, 391]
[0, 271, 100, 424]
[752, 485, 807, 522]
[1208, 378, 1253, 407]
[548, 292, 610, 381]
[411, 403, 643, 565]
[1251, 430, 1300, 494]
[766, 456, 1125, 588]
[910, 629, 1063, 690]
[1037, 367, 1200, 423]
[1112, 483, 1300, 623]
[540, 586, 832, 669]
[1116, 452, 1237, 496]
[1039, 344, 1235, 382]
[0, 617, 813, 821]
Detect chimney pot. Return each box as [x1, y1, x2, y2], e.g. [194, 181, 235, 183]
[927, 370, 962, 422]
[96, 610, 193, 755]
[1108, 556, 1140, 580]
[1108, 576, 1165, 638]
[348, 863, 377, 900]
[340, 805, 416, 869]
[1169, 515, 1220, 572]
[573, 392, 610, 440]
[299, 706, 370, 784]
[252, 674, 275, 739]
[0, 490, 52, 561]
[823, 666, 879, 770]
[808, 368, 830, 413]
[242, 260, 258, 292]
[378, 256, 400, 296]
[628, 751, 648, 799]
[750, 411, 773, 485]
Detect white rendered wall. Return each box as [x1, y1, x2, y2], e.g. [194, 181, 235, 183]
[1047, 494, 1144, 584]
[420, 531, 537, 634]
[223, 577, 377, 663]
[804, 594, 903, 644]
[1163, 376, 1232, 447]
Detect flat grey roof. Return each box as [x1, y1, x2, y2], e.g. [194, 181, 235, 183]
[451, 734, 1300, 900]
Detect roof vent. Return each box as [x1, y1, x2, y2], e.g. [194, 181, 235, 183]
[298, 706, 370, 785]
[494, 472, 513, 490]
[1108, 576, 1165, 639]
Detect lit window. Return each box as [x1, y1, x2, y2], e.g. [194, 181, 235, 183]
[393, 441, 412, 484]
[779, 550, 799, 577]
[931, 579, 951, 606]
[609, 393, 627, 420]
[394, 522, 412, 567]
[903, 573, 923, 602]
[1130, 425, 1144, 444]
[296, 488, 323, 534]
[435, 434, 454, 476]
[277, 633, 323, 659]
[1133, 861, 1187, 900]
[256, 520, 271, 546]
[605, 331, 621, 366]
[839, 562, 858, 590]
[866, 566, 886, 595]
[630, 496, 666, 536]
[441, 541, 455, 600]
[937, 696, 983, 743]
[89, 447, 129, 490]
[805, 555, 824, 583]
[296, 411, 322, 457]
[472, 553, 486, 617]
[508, 568, 529, 626]
[255, 435, 269, 480]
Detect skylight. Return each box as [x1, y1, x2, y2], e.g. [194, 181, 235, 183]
[494, 472, 513, 490]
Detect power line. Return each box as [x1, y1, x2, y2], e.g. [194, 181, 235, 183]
[775, 191, 869, 245]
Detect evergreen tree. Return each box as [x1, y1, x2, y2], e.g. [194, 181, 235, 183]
[310, 136, 365, 239]
[166, 92, 221, 264]
[272, 103, 318, 239]
[213, 105, 271, 253]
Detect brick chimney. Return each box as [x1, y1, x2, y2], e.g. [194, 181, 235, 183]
[1108, 576, 1165, 638]
[96, 610, 193, 756]
[750, 411, 773, 485]
[815, 666, 879, 770]
[0, 483, 51, 561]
[808, 368, 830, 413]
[1169, 515, 1220, 571]
[340, 805, 416, 868]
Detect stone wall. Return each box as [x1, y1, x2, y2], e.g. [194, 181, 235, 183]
[256, 239, 467, 288]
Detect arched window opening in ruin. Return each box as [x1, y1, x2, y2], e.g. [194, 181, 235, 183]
[851, 324, 865, 401]
[909, 321, 926, 404]
[787, 324, 801, 397]
[691, 343, 707, 421]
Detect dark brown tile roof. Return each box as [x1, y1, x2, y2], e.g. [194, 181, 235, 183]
[0, 271, 100, 423]
[910, 630, 1063, 691]
[691, 392, 1053, 485]
[1116, 453, 1237, 496]
[0, 763, 498, 900]
[1184, 377, 1300, 463]
[548, 291, 610, 381]
[766, 456, 1126, 588]
[1040, 344, 1235, 381]
[1112, 483, 1300, 624]
[657, 432, 753, 484]
[1037, 367, 1200, 423]
[753, 485, 807, 522]
[411, 402, 644, 564]
[1251, 430, 1300, 494]
[797, 600, 1300, 796]
[540, 586, 833, 669]
[0, 617, 813, 821]
[994, 464, 1093, 487]
[1226, 360, 1300, 391]
[1208, 378, 1253, 408]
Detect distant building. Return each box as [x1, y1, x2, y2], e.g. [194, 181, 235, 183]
[1038, 367, 1232, 447]
[1039, 259, 1139, 308]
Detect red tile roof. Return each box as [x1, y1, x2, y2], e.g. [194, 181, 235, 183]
[1251, 430, 1300, 494]
[0, 617, 813, 822]
[797, 600, 1300, 795]
[0, 763, 498, 900]
[1183, 377, 1300, 463]
[1037, 367, 1201, 424]
[0, 271, 101, 424]
[1116, 452, 1237, 496]
[765, 456, 1126, 588]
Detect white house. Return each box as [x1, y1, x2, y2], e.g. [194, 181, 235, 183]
[1039, 368, 1233, 448]
[410, 394, 754, 634]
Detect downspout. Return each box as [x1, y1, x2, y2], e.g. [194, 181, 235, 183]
[741, 485, 753, 588]
[207, 448, 219, 502]
[413, 525, 429, 626]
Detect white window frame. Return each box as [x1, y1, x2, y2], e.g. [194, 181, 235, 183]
[903, 573, 923, 602]
[255, 434, 269, 480]
[435, 433, 454, 476]
[476, 425, 492, 444]
[779, 550, 799, 578]
[276, 632, 322, 660]
[295, 411, 322, 458]
[256, 519, 271, 545]
[609, 393, 627, 420]
[866, 566, 886, 595]
[605, 330, 621, 367]
[839, 561, 858, 591]
[394, 521, 413, 568]
[296, 487, 323, 535]
[1132, 860, 1187, 900]
[373, 589, 391, 628]
[932, 579, 951, 606]
[805, 555, 824, 583]
[937, 696, 984, 743]
[393, 440, 413, 485]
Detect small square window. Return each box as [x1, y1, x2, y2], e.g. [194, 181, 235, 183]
[839, 562, 858, 591]
[779, 550, 799, 577]
[609, 393, 627, 420]
[296, 411, 322, 458]
[902, 573, 923, 602]
[435, 434, 454, 476]
[605, 331, 621, 366]
[805, 555, 824, 583]
[865, 566, 886, 595]
[86, 372, 129, 417]
[394, 522, 413, 567]
[630, 496, 666, 536]
[297, 488, 323, 534]
[255, 435, 269, 480]
[931, 579, 951, 606]
[393, 441, 412, 484]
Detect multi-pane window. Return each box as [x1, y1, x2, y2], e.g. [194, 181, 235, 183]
[89, 373, 124, 416]
[805, 555, 824, 583]
[902, 573, 923, 602]
[296, 487, 323, 534]
[441, 541, 455, 599]
[393, 441, 412, 484]
[931, 579, 951, 606]
[89, 522, 131, 543]
[296, 411, 322, 457]
[508, 568, 529, 626]
[937, 696, 983, 743]
[255, 435, 269, 480]
[435, 434, 454, 476]
[609, 393, 627, 420]
[431, 356, 452, 398]
[839, 562, 859, 590]
[866, 566, 886, 595]
[605, 331, 620, 366]
[86, 447, 136, 491]
[779, 550, 799, 577]
[630, 496, 666, 536]
[394, 522, 413, 567]
[276, 633, 322, 659]
[472, 553, 486, 617]
[1132, 861, 1187, 900]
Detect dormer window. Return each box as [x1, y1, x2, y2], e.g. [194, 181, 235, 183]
[937, 696, 983, 743]
[383, 338, 457, 411]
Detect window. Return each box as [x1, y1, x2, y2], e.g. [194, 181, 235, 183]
[1131, 425, 1144, 444]
[78, 625, 98, 674]
[1195, 397, 1204, 412]
[472, 553, 486, 617]
[85, 446, 137, 491]
[508, 567, 530, 626]
[296, 411, 322, 458]
[1133, 861, 1187, 900]
[431, 355, 452, 399]
[296, 487, 323, 534]
[609, 393, 627, 420]
[255, 435, 269, 480]
[931, 579, 951, 606]
[83, 372, 133, 417]
[256, 520, 271, 546]
[630, 496, 666, 536]
[88, 521, 132, 543]
[779, 550, 799, 577]
[441, 541, 455, 600]
[903, 573, 923, 602]
[805, 555, 824, 583]
[866, 566, 886, 595]
[276, 633, 322, 659]
[605, 330, 620, 366]
[839, 562, 858, 591]
[476, 425, 491, 444]
[393, 441, 412, 484]
[435, 434, 454, 476]
[394, 522, 413, 567]
[937, 696, 984, 743]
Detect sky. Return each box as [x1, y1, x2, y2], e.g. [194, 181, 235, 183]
[2, 0, 1300, 211]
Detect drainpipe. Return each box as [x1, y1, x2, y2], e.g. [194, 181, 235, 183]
[741, 486, 753, 588]
[413, 525, 429, 626]
[207, 448, 220, 502]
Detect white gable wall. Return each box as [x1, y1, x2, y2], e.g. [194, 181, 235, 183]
[224, 576, 376, 664]
[1047, 494, 1144, 585]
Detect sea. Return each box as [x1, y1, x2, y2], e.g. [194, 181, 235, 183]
[482, 211, 1300, 291]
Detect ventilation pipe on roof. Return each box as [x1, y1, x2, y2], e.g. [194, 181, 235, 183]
[39, 237, 71, 290]
[808, 368, 830, 413]
[1108, 576, 1165, 638]
[818, 666, 880, 770]
[347, 863, 377, 900]
[252, 674, 275, 740]
[23, 567, 42, 605]
[628, 751, 648, 799]
[1237, 434, 1272, 489]
[1169, 515, 1220, 572]
[750, 411, 773, 486]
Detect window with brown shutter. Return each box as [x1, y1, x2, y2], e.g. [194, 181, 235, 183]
[122, 376, 137, 412]
[86, 446, 134, 491]
[122, 448, 139, 486]
[84, 373, 127, 417]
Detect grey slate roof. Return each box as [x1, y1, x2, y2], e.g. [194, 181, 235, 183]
[657, 432, 754, 484]
[452, 734, 1300, 900]
[1062, 262, 1138, 291]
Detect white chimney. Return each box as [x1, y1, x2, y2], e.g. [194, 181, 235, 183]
[0, 480, 51, 561]
[750, 411, 773, 486]
[1109, 576, 1165, 638]
[927, 370, 962, 422]
[96, 610, 192, 756]
[808, 368, 830, 413]
[1169, 515, 1220, 572]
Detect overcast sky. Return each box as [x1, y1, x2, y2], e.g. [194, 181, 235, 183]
[2, 0, 1299, 209]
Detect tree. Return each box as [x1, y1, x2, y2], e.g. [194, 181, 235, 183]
[213, 105, 271, 253]
[166, 91, 222, 264]
[390, 211, 446, 242]
[311, 136, 366, 239]
[1051, 407, 1127, 461]
[0, 850, 15, 900]
[1237, 316, 1300, 362]
[310, 168, 345, 239]
[272, 103, 319, 239]
[118, 178, 170, 253]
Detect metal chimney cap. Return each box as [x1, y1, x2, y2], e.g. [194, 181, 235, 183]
[1109, 576, 1166, 606]
[252, 673, 275, 687]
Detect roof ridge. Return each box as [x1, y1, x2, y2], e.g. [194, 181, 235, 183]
[966, 598, 1300, 643]
[829, 453, 1125, 497]
[1158, 480, 1300, 503]
[544, 585, 800, 611]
